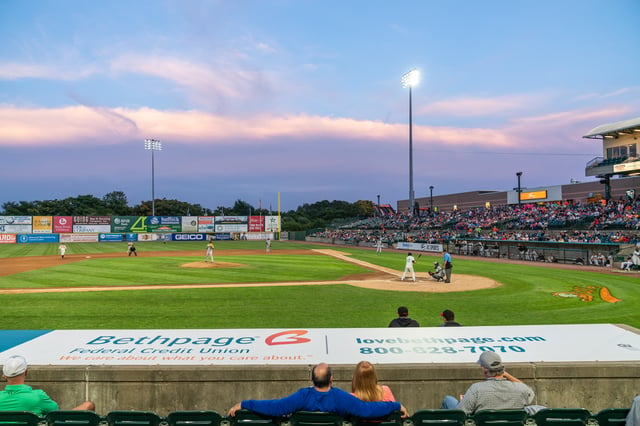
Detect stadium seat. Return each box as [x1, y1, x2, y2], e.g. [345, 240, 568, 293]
[472, 410, 528, 426]
[408, 409, 467, 426]
[45, 411, 103, 426]
[229, 410, 281, 426]
[533, 408, 592, 426]
[592, 408, 630, 426]
[105, 411, 162, 426]
[351, 410, 403, 426]
[288, 411, 344, 426]
[166, 411, 222, 426]
[0, 411, 43, 426]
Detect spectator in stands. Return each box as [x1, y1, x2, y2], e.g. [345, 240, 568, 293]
[351, 361, 395, 402]
[0, 355, 95, 415]
[627, 395, 640, 426]
[388, 306, 419, 327]
[441, 351, 543, 415]
[227, 363, 408, 418]
[440, 309, 462, 327]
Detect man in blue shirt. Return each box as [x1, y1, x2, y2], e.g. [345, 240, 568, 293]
[442, 249, 453, 283]
[227, 363, 407, 419]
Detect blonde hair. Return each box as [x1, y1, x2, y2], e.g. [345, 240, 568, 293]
[351, 361, 384, 401]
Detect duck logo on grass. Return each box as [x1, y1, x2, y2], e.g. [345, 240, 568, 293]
[553, 285, 621, 303]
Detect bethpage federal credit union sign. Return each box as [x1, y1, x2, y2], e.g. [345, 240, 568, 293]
[1, 324, 639, 366]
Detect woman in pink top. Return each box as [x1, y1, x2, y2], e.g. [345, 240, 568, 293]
[351, 361, 395, 402]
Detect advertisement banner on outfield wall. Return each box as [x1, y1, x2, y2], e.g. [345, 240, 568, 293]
[197, 217, 215, 232]
[0, 234, 16, 244]
[73, 224, 111, 233]
[32, 216, 53, 233]
[137, 233, 172, 242]
[146, 216, 182, 232]
[112, 217, 147, 233]
[74, 216, 111, 225]
[215, 216, 248, 233]
[265, 216, 280, 232]
[244, 232, 274, 241]
[171, 233, 207, 242]
[397, 242, 443, 253]
[0, 216, 32, 225]
[60, 233, 99, 243]
[0, 224, 31, 234]
[181, 217, 198, 232]
[249, 216, 264, 232]
[1, 324, 639, 366]
[53, 216, 73, 233]
[99, 234, 125, 242]
[17, 234, 59, 243]
[214, 233, 231, 240]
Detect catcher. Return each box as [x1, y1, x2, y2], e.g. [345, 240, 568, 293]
[429, 261, 445, 282]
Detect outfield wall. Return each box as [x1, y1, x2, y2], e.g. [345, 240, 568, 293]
[27, 361, 640, 416]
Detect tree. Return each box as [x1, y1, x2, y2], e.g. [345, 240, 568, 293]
[103, 191, 131, 215]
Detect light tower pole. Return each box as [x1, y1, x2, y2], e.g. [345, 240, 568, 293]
[516, 171, 523, 206]
[429, 185, 434, 216]
[402, 68, 420, 215]
[144, 139, 162, 216]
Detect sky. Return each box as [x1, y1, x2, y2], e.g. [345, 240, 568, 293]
[1, 0, 639, 212]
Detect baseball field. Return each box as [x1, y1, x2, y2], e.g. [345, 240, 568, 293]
[0, 240, 638, 330]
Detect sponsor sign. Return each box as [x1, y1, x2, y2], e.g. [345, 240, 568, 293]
[17, 234, 59, 243]
[213, 233, 231, 240]
[171, 233, 207, 241]
[397, 242, 443, 253]
[614, 161, 640, 173]
[53, 216, 73, 233]
[0, 325, 638, 366]
[59, 233, 99, 243]
[244, 232, 274, 241]
[265, 216, 280, 232]
[125, 233, 138, 242]
[32, 216, 53, 233]
[249, 216, 264, 232]
[216, 216, 248, 224]
[73, 225, 112, 233]
[99, 234, 125, 242]
[112, 216, 147, 233]
[0, 216, 31, 225]
[74, 216, 111, 225]
[147, 216, 182, 232]
[137, 233, 172, 242]
[197, 217, 215, 232]
[520, 190, 548, 201]
[0, 225, 32, 234]
[215, 224, 248, 232]
[0, 234, 17, 244]
[181, 216, 198, 233]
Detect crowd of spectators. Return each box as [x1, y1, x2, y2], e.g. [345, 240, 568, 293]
[309, 198, 640, 245]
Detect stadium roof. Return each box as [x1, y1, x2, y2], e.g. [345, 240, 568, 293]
[583, 116, 640, 139]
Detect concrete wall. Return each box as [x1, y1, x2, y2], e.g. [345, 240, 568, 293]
[25, 361, 639, 416]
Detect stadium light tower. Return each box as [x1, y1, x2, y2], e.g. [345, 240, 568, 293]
[516, 171, 523, 206]
[402, 68, 420, 216]
[144, 139, 162, 216]
[429, 185, 434, 217]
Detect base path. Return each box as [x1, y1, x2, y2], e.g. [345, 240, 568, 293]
[0, 248, 498, 294]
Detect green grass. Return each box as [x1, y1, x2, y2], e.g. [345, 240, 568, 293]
[0, 241, 638, 329]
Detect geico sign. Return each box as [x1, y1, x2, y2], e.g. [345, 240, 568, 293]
[174, 234, 204, 240]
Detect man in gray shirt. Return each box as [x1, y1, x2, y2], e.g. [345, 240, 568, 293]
[442, 351, 542, 414]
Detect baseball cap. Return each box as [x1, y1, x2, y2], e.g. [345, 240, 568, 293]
[477, 351, 503, 370]
[397, 306, 409, 316]
[3, 355, 28, 377]
[440, 309, 454, 321]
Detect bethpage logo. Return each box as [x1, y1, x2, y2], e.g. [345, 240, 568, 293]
[265, 330, 311, 346]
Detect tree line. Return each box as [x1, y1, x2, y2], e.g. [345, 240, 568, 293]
[0, 192, 376, 231]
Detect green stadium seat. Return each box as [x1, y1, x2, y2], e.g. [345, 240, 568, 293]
[0, 411, 43, 426]
[472, 410, 528, 426]
[288, 411, 343, 426]
[45, 411, 102, 426]
[408, 409, 467, 426]
[351, 410, 403, 426]
[229, 410, 281, 426]
[105, 411, 162, 426]
[166, 411, 222, 426]
[592, 408, 630, 426]
[533, 408, 592, 426]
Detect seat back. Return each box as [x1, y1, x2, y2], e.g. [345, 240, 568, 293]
[472, 410, 527, 426]
[45, 411, 103, 426]
[0, 411, 43, 426]
[230, 410, 281, 426]
[288, 412, 343, 426]
[533, 409, 592, 426]
[592, 408, 630, 426]
[351, 410, 403, 426]
[105, 411, 162, 426]
[166, 411, 222, 426]
[409, 410, 467, 426]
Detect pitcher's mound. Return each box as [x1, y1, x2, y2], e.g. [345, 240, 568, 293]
[181, 261, 243, 268]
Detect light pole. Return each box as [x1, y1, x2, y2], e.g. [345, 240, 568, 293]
[516, 171, 523, 206]
[402, 68, 420, 216]
[429, 185, 434, 216]
[377, 194, 380, 216]
[144, 139, 162, 216]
